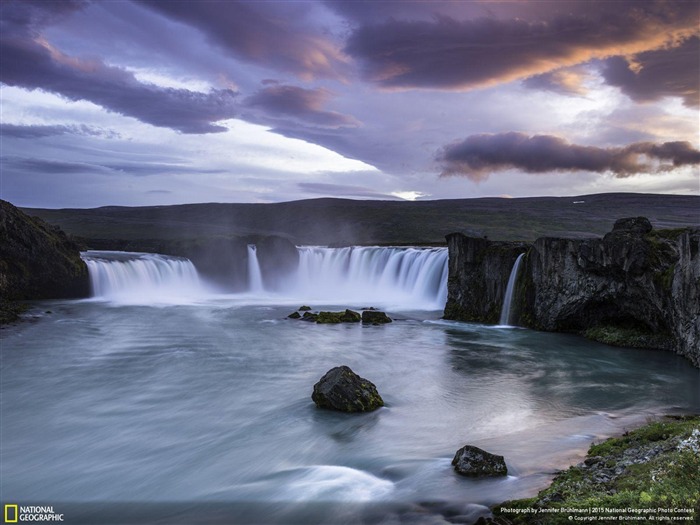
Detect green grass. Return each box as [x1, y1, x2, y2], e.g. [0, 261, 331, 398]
[495, 416, 700, 524]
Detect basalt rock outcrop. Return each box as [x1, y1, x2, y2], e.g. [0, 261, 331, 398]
[0, 200, 90, 306]
[444, 218, 700, 367]
[443, 235, 529, 324]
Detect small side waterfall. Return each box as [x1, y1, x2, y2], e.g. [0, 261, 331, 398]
[82, 251, 204, 303]
[499, 253, 525, 326]
[247, 245, 264, 293]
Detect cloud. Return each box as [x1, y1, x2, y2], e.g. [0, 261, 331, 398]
[523, 66, 590, 96]
[436, 132, 700, 180]
[297, 182, 400, 200]
[1, 155, 227, 177]
[245, 85, 360, 129]
[0, 123, 120, 139]
[602, 36, 699, 108]
[136, 0, 347, 81]
[344, 2, 699, 91]
[0, 1, 238, 133]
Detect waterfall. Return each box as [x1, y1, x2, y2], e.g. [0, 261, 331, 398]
[247, 245, 264, 293]
[82, 246, 449, 310]
[499, 253, 524, 326]
[289, 246, 448, 309]
[82, 251, 204, 304]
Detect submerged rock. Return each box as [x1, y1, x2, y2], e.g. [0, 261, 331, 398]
[312, 365, 384, 412]
[361, 310, 392, 324]
[452, 445, 507, 477]
[299, 305, 312, 311]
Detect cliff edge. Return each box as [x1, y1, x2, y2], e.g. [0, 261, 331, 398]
[444, 218, 700, 367]
[1, 200, 89, 320]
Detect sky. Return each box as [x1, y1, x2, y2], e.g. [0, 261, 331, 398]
[0, 0, 698, 208]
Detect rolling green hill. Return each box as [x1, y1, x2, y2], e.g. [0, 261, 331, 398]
[22, 193, 699, 246]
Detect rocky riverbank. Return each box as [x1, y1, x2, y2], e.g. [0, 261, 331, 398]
[489, 416, 700, 525]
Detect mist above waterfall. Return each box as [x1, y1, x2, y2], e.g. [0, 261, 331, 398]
[83, 246, 448, 310]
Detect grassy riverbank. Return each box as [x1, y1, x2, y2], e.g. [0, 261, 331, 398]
[492, 416, 700, 524]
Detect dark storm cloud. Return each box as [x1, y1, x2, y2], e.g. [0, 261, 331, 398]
[602, 36, 700, 108]
[0, 123, 119, 139]
[436, 133, 700, 180]
[136, 0, 346, 81]
[245, 85, 359, 128]
[0, 1, 238, 133]
[344, 2, 699, 91]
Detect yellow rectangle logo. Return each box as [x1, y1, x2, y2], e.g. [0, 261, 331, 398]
[4, 504, 18, 523]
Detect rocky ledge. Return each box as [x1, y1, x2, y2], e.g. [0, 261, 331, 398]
[1, 200, 89, 321]
[489, 416, 700, 525]
[444, 217, 700, 367]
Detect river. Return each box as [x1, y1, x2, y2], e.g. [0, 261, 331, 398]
[2, 249, 698, 524]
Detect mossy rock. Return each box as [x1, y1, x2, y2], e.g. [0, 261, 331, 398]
[361, 310, 392, 324]
[311, 365, 384, 412]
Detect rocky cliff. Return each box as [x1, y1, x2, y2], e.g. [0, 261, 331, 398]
[444, 235, 529, 323]
[0, 200, 89, 309]
[444, 218, 700, 367]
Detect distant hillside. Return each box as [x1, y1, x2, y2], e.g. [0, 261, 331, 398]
[22, 193, 700, 246]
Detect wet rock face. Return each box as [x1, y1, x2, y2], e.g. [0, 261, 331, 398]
[443, 234, 529, 324]
[312, 366, 384, 412]
[444, 218, 700, 367]
[0, 200, 89, 301]
[452, 445, 508, 477]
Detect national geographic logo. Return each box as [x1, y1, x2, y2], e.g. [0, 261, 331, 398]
[4, 505, 64, 522]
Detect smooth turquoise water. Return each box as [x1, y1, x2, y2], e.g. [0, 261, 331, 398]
[2, 297, 698, 524]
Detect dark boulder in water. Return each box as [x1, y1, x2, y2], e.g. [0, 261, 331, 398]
[312, 365, 384, 412]
[362, 310, 392, 324]
[452, 445, 508, 477]
[299, 305, 312, 311]
[287, 311, 301, 319]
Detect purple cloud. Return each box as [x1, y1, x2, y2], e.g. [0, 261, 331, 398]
[436, 133, 700, 180]
[136, 0, 347, 81]
[602, 36, 699, 108]
[0, 1, 238, 133]
[345, 3, 699, 92]
[245, 85, 359, 129]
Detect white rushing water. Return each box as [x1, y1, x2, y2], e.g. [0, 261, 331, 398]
[82, 246, 448, 310]
[289, 246, 448, 309]
[247, 245, 265, 293]
[82, 251, 206, 304]
[499, 253, 525, 326]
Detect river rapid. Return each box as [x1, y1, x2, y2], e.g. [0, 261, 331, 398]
[2, 249, 698, 524]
